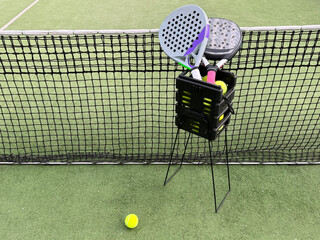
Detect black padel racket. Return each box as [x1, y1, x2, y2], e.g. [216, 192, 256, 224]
[204, 18, 242, 84]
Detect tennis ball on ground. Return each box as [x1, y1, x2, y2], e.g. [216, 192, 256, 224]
[125, 214, 139, 229]
[202, 75, 207, 82]
[215, 80, 227, 95]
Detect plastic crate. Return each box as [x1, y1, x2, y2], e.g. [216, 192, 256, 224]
[175, 69, 236, 141]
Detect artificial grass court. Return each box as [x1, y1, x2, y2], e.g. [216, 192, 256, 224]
[1, 0, 319, 240]
[2, 0, 319, 29]
[0, 164, 319, 239]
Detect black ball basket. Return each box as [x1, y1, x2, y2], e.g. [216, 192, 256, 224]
[164, 66, 236, 213]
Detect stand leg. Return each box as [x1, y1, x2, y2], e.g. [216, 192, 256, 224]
[209, 127, 231, 213]
[209, 140, 218, 213]
[225, 126, 231, 192]
[164, 130, 191, 186]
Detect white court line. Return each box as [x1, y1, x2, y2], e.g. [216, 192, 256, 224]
[0, 0, 40, 31]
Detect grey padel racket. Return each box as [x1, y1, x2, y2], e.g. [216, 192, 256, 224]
[203, 18, 242, 84]
[159, 5, 212, 81]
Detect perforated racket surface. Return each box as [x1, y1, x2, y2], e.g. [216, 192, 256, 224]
[159, 5, 210, 80]
[205, 18, 242, 61]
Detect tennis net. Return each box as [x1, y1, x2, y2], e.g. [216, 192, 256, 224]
[0, 26, 319, 164]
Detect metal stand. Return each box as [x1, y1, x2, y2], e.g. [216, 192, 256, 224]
[164, 127, 231, 213]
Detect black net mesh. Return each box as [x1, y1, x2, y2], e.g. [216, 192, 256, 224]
[0, 28, 319, 163]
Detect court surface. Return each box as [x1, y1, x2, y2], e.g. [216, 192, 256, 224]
[0, 1, 319, 239]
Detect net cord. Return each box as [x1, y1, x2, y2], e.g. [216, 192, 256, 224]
[0, 25, 319, 36]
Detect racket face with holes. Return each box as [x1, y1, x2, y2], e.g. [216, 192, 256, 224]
[205, 18, 242, 60]
[159, 5, 210, 71]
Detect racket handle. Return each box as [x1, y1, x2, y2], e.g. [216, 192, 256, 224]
[205, 64, 219, 84]
[206, 59, 229, 83]
[202, 57, 218, 84]
[207, 70, 216, 84]
[191, 69, 202, 81]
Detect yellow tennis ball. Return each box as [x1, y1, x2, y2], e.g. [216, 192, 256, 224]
[202, 75, 207, 82]
[219, 114, 224, 121]
[125, 214, 139, 229]
[215, 80, 227, 95]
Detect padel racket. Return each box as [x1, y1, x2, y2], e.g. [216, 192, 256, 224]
[159, 5, 212, 81]
[203, 18, 242, 84]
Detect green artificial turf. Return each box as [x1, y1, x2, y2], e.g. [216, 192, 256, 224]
[0, 1, 319, 239]
[3, 0, 320, 30]
[0, 0, 35, 28]
[0, 164, 319, 240]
